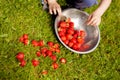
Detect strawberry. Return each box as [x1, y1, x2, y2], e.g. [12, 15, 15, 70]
[58, 27, 66, 33]
[67, 28, 74, 35]
[69, 22, 74, 28]
[50, 55, 57, 61]
[31, 40, 39, 47]
[68, 41, 74, 48]
[40, 47, 48, 54]
[72, 43, 80, 50]
[63, 40, 69, 45]
[38, 40, 44, 46]
[41, 70, 48, 75]
[31, 59, 39, 67]
[58, 31, 65, 37]
[46, 50, 53, 57]
[23, 34, 28, 39]
[20, 59, 26, 67]
[42, 53, 47, 57]
[49, 47, 56, 52]
[36, 51, 41, 57]
[55, 48, 60, 53]
[47, 41, 54, 47]
[19, 36, 24, 43]
[59, 21, 67, 28]
[65, 34, 72, 40]
[23, 39, 29, 45]
[79, 30, 86, 37]
[53, 43, 59, 49]
[52, 62, 59, 69]
[16, 52, 24, 61]
[60, 58, 67, 64]
[60, 35, 66, 41]
[77, 37, 84, 44]
[70, 38, 77, 44]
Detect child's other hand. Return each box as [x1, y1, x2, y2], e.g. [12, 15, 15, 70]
[86, 12, 101, 27]
[48, 2, 62, 15]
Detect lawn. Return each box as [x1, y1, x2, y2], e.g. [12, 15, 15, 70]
[0, 0, 120, 80]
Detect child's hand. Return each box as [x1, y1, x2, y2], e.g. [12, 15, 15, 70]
[86, 12, 101, 27]
[48, 1, 62, 15]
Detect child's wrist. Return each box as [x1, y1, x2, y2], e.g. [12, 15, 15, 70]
[47, 0, 57, 4]
[94, 9, 103, 17]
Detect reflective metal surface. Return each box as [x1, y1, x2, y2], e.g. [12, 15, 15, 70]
[55, 8, 100, 54]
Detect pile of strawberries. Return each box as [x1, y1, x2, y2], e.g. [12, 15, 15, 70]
[16, 34, 66, 74]
[58, 18, 90, 51]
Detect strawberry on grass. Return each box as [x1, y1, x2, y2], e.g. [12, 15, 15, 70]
[50, 55, 57, 61]
[19, 34, 29, 45]
[60, 58, 67, 64]
[31, 59, 39, 67]
[20, 59, 26, 67]
[16, 52, 25, 61]
[36, 51, 41, 57]
[31, 40, 39, 47]
[52, 62, 59, 69]
[41, 70, 48, 75]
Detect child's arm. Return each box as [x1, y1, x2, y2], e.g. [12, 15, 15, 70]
[86, 0, 112, 26]
[47, 0, 62, 15]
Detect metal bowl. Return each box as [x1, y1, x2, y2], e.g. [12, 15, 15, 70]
[55, 8, 100, 54]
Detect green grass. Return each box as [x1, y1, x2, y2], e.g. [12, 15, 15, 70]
[0, 0, 120, 80]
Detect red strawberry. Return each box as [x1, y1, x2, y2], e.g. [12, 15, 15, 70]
[36, 51, 41, 57]
[58, 27, 66, 33]
[40, 47, 48, 54]
[66, 34, 72, 40]
[49, 47, 56, 52]
[77, 37, 84, 44]
[72, 43, 80, 50]
[31, 59, 39, 67]
[23, 34, 28, 39]
[79, 30, 86, 37]
[60, 35, 66, 41]
[46, 50, 53, 57]
[67, 29, 74, 35]
[41, 70, 48, 75]
[58, 31, 65, 37]
[52, 62, 59, 69]
[53, 43, 59, 49]
[31, 40, 39, 47]
[16, 52, 24, 61]
[59, 21, 67, 28]
[19, 36, 24, 43]
[42, 53, 47, 57]
[70, 38, 77, 44]
[20, 59, 26, 67]
[60, 58, 67, 64]
[50, 55, 57, 61]
[23, 39, 29, 45]
[55, 48, 60, 53]
[69, 22, 74, 28]
[38, 40, 44, 46]
[68, 41, 74, 48]
[47, 41, 54, 47]
[63, 40, 69, 45]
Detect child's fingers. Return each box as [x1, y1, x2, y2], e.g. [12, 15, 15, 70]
[57, 7, 62, 16]
[86, 17, 95, 26]
[53, 8, 57, 15]
[49, 9, 53, 14]
[86, 15, 92, 23]
[90, 20, 97, 27]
